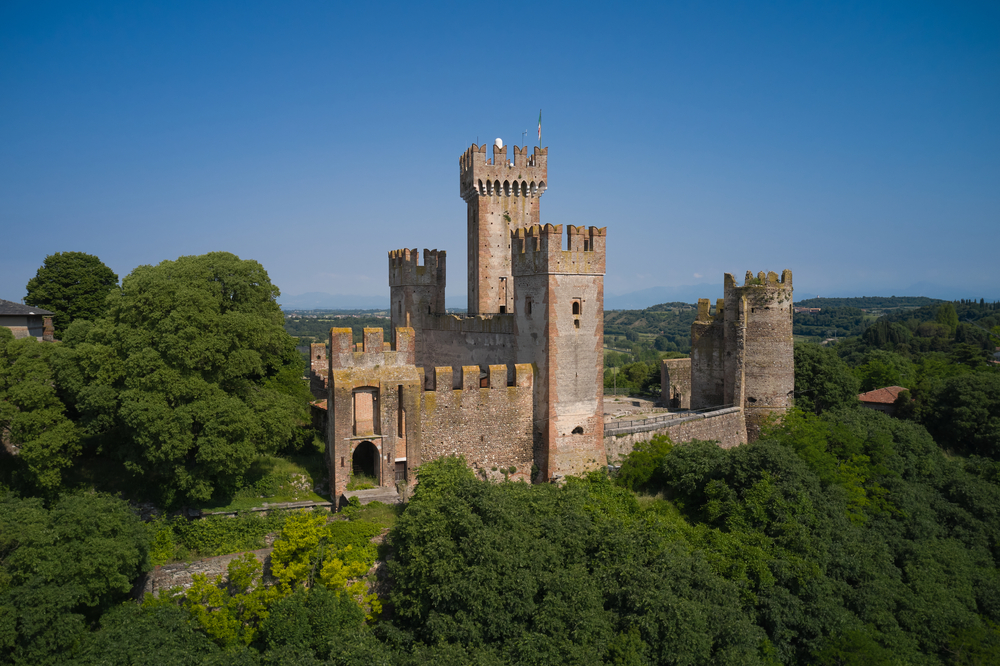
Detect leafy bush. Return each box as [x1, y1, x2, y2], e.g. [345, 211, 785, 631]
[149, 509, 289, 563]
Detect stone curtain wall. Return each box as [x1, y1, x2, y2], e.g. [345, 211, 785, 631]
[420, 364, 534, 482]
[660, 358, 692, 409]
[134, 548, 273, 598]
[604, 407, 747, 463]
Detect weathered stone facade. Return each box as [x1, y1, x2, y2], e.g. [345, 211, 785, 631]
[315, 140, 606, 494]
[660, 358, 692, 409]
[315, 138, 793, 495]
[678, 271, 794, 441]
[604, 407, 746, 462]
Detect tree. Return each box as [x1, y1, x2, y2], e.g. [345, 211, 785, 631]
[862, 320, 912, 349]
[25, 252, 118, 337]
[0, 491, 151, 664]
[852, 349, 915, 392]
[794, 344, 861, 414]
[936, 302, 959, 336]
[0, 328, 80, 493]
[923, 373, 1000, 458]
[64, 252, 312, 506]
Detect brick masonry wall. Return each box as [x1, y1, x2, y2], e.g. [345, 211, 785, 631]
[604, 407, 747, 463]
[419, 365, 534, 482]
[418, 316, 518, 385]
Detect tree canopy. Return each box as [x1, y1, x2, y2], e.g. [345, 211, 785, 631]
[24, 252, 119, 337]
[0, 491, 151, 665]
[61, 252, 312, 505]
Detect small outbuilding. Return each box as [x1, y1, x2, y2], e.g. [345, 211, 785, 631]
[0, 299, 55, 341]
[858, 386, 907, 416]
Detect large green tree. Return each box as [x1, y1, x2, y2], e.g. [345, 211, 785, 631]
[64, 252, 312, 506]
[0, 328, 80, 493]
[24, 252, 119, 337]
[0, 491, 151, 665]
[922, 373, 1000, 458]
[793, 344, 861, 414]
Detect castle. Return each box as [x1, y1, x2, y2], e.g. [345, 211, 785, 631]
[312, 139, 793, 498]
[662, 270, 795, 442]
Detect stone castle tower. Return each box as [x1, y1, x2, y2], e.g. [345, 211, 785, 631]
[459, 142, 547, 314]
[512, 223, 606, 480]
[689, 270, 794, 441]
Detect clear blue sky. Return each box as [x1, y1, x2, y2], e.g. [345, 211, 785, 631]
[2, 1, 998, 306]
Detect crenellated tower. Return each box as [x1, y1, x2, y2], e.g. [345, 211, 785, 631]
[689, 269, 793, 443]
[389, 248, 446, 347]
[512, 224, 607, 481]
[460, 142, 548, 315]
[723, 270, 794, 441]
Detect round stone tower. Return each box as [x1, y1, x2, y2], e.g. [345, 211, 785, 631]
[723, 270, 794, 441]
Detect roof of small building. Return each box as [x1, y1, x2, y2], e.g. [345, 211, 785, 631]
[858, 386, 907, 405]
[0, 299, 53, 316]
[311, 399, 328, 411]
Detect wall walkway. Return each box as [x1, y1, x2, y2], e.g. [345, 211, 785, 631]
[604, 406, 746, 462]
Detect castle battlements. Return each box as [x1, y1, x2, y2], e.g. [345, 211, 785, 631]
[724, 269, 793, 291]
[460, 143, 548, 202]
[388, 248, 446, 287]
[511, 224, 607, 275]
[695, 298, 726, 323]
[427, 364, 533, 392]
[329, 326, 415, 370]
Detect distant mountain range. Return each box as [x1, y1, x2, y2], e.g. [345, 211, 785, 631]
[278, 292, 467, 311]
[281, 282, 997, 313]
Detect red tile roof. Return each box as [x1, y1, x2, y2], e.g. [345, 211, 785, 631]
[311, 399, 327, 410]
[858, 386, 907, 405]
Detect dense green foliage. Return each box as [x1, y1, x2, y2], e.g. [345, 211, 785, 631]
[0, 328, 81, 492]
[386, 457, 768, 664]
[797, 296, 945, 310]
[47, 252, 315, 505]
[0, 492, 151, 665]
[793, 306, 869, 338]
[797, 299, 1000, 460]
[792, 344, 861, 414]
[24, 252, 119, 337]
[149, 510, 290, 564]
[604, 303, 697, 353]
[284, 313, 393, 347]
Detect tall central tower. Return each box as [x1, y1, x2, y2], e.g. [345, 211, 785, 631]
[460, 142, 547, 314]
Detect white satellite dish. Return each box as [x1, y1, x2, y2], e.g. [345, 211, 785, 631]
[495, 138, 503, 148]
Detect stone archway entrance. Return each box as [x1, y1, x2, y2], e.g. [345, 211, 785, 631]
[352, 440, 379, 481]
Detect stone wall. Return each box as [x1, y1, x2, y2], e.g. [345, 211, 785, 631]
[725, 271, 794, 441]
[134, 548, 273, 598]
[660, 358, 692, 409]
[604, 407, 747, 462]
[690, 299, 725, 409]
[417, 314, 517, 385]
[420, 364, 534, 482]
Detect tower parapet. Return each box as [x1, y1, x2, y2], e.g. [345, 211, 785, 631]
[460, 143, 548, 202]
[388, 248, 446, 288]
[511, 225, 607, 276]
[389, 248, 446, 342]
[461, 141, 549, 314]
